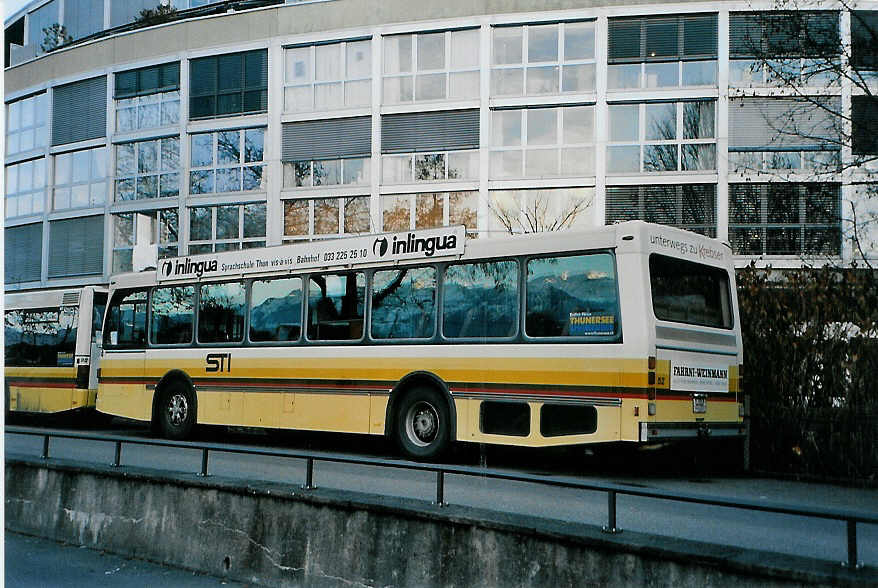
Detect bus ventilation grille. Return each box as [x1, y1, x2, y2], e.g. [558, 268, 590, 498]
[61, 292, 81, 306]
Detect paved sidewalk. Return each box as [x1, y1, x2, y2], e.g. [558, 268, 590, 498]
[5, 532, 245, 587]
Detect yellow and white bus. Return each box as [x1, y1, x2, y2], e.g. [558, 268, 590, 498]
[96, 221, 743, 459]
[5, 287, 107, 416]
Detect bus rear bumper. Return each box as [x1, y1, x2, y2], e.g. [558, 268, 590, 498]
[639, 421, 745, 442]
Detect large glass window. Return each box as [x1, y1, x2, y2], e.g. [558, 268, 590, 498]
[189, 128, 265, 195]
[526, 253, 619, 338]
[650, 254, 731, 329]
[199, 282, 246, 343]
[608, 15, 718, 90]
[605, 184, 717, 236]
[383, 29, 479, 104]
[442, 261, 519, 339]
[115, 137, 180, 201]
[103, 290, 148, 349]
[371, 267, 437, 340]
[307, 272, 365, 341]
[285, 40, 371, 112]
[607, 101, 716, 174]
[729, 183, 841, 256]
[283, 196, 370, 241]
[53, 147, 108, 210]
[4, 307, 78, 367]
[492, 21, 596, 97]
[729, 12, 840, 88]
[382, 150, 478, 184]
[189, 50, 268, 119]
[112, 209, 179, 274]
[487, 188, 593, 235]
[283, 157, 370, 188]
[115, 63, 181, 131]
[6, 93, 48, 156]
[5, 158, 46, 218]
[150, 286, 194, 345]
[382, 191, 477, 233]
[116, 91, 181, 132]
[249, 277, 302, 342]
[189, 203, 266, 254]
[490, 106, 595, 179]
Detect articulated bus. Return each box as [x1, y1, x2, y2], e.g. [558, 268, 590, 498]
[96, 221, 743, 459]
[5, 287, 107, 416]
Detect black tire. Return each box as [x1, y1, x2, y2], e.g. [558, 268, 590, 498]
[394, 386, 450, 461]
[155, 381, 196, 440]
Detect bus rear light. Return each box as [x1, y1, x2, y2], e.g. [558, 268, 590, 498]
[648, 356, 656, 370]
[634, 406, 639, 417]
[648, 372, 655, 386]
[739, 403, 745, 417]
[648, 402, 656, 416]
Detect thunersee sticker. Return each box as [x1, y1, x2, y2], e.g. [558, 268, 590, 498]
[157, 226, 466, 282]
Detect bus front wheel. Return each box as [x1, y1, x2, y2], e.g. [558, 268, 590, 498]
[394, 386, 450, 461]
[156, 381, 195, 440]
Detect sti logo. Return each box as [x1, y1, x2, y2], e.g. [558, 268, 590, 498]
[373, 237, 389, 257]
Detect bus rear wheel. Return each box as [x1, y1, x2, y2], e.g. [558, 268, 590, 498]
[156, 381, 195, 440]
[394, 386, 450, 461]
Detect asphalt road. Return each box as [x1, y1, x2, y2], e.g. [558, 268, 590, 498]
[6, 421, 878, 569]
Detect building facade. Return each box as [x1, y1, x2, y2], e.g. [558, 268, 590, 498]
[5, 0, 878, 290]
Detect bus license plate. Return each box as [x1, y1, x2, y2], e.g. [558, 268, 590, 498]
[692, 395, 707, 414]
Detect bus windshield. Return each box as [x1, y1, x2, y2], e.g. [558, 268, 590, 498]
[649, 254, 732, 329]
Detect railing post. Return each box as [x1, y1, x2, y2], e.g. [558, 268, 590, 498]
[603, 490, 620, 534]
[40, 435, 50, 460]
[435, 470, 446, 506]
[112, 441, 122, 467]
[303, 457, 315, 490]
[199, 448, 209, 477]
[845, 520, 861, 569]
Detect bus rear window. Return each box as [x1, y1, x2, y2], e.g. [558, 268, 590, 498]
[649, 254, 732, 329]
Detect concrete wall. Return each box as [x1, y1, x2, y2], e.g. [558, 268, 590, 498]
[5, 456, 869, 587]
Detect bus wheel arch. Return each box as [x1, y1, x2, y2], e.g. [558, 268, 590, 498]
[386, 372, 455, 460]
[152, 370, 197, 440]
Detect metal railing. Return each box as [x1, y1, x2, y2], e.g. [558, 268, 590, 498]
[7, 425, 876, 570]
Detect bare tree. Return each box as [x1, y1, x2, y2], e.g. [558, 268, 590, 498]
[489, 189, 593, 234]
[734, 4, 878, 266]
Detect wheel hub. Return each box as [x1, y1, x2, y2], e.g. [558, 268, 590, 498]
[406, 401, 438, 447]
[167, 394, 188, 426]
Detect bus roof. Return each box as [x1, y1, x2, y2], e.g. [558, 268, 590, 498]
[4, 285, 106, 311]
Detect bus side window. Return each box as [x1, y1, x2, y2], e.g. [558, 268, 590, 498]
[526, 253, 619, 339]
[442, 261, 519, 339]
[104, 290, 148, 349]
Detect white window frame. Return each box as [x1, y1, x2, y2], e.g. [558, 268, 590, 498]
[491, 21, 597, 98]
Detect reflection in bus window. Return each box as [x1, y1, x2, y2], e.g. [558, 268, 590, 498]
[250, 277, 302, 342]
[104, 290, 148, 349]
[371, 267, 437, 340]
[199, 282, 246, 343]
[92, 293, 107, 343]
[650, 254, 732, 328]
[150, 286, 195, 344]
[526, 253, 619, 338]
[307, 272, 365, 341]
[4, 308, 78, 366]
[443, 261, 519, 338]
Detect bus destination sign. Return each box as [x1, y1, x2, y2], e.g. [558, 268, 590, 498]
[157, 226, 466, 282]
